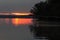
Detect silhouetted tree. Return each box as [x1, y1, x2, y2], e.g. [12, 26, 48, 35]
[30, 1, 48, 19]
[30, 1, 49, 39]
[47, 0, 60, 16]
[30, 0, 60, 40]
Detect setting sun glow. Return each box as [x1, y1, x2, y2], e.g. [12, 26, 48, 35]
[11, 13, 32, 15]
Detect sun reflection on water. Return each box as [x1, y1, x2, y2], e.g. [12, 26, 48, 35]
[12, 18, 33, 26]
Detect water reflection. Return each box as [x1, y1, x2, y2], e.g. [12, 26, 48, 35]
[12, 18, 33, 26]
[0, 18, 33, 26]
[0, 18, 34, 40]
[0, 13, 36, 40]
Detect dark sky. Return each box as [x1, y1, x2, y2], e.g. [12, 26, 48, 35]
[0, 0, 45, 12]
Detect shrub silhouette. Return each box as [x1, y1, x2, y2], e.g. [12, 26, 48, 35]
[30, 0, 60, 40]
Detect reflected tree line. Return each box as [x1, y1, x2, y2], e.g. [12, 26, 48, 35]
[29, 0, 60, 40]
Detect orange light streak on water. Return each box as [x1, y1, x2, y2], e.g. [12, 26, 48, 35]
[12, 18, 33, 26]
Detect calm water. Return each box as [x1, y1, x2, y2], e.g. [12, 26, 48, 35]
[0, 18, 48, 40]
[0, 18, 35, 40]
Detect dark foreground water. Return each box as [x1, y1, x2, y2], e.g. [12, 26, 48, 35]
[0, 25, 33, 40]
[0, 18, 48, 40]
[0, 21, 41, 40]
